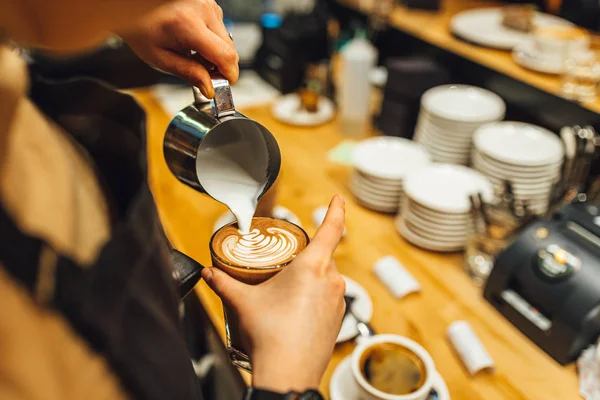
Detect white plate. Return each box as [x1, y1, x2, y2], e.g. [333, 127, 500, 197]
[419, 122, 477, 142]
[483, 171, 558, 189]
[396, 218, 465, 252]
[402, 198, 472, 223]
[330, 356, 450, 400]
[212, 206, 302, 233]
[356, 197, 399, 213]
[351, 181, 402, 203]
[404, 219, 470, 244]
[472, 153, 562, 178]
[513, 41, 564, 75]
[351, 181, 403, 201]
[337, 276, 373, 343]
[421, 85, 506, 123]
[419, 113, 486, 134]
[450, 8, 574, 50]
[353, 170, 405, 188]
[472, 147, 563, 170]
[418, 142, 471, 161]
[272, 93, 335, 127]
[353, 137, 431, 180]
[404, 164, 493, 213]
[404, 208, 470, 233]
[423, 152, 470, 166]
[418, 129, 472, 153]
[475, 165, 560, 185]
[474, 122, 564, 166]
[352, 172, 405, 191]
[417, 139, 470, 161]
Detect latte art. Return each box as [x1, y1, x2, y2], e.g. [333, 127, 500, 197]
[222, 227, 299, 267]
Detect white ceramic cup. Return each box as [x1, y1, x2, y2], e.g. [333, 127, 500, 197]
[534, 27, 590, 62]
[351, 334, 441, 400]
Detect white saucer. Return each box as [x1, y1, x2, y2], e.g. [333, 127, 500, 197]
[396, 217, 465, 252]
[338, 276, 373, 343]
[212, 206, 303, 233]
[351, 184, 402, 205]
[404, 164, 493, 214]
[513, 42, 564, 75]
[472, 153, 562, 178]
[473, 122, 564, 167]
[330, 356, 450, 400]
[353, 171, 405, 190]
[353, 137, 431, 180]
[421, 85, 505, 123]
[356, 197, 399, 214]
[272, 93, 335, 127]
[404, 209, 470, 233]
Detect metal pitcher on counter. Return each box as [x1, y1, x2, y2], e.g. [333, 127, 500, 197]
[164, 74, 281, 200]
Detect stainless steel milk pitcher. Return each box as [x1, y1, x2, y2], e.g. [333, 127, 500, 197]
[164, 76, 281, 200]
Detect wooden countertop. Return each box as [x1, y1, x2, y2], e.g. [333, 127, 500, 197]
[136, 90, 579, 399]
[337, 0, 600, 115]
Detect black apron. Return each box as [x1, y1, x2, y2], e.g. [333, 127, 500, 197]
[0, 72, 201, 400]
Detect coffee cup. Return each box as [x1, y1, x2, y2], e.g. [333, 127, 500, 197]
[351, 334, 444, 400]
[533, 26, 590, 63]
[209, 217, 309, 372]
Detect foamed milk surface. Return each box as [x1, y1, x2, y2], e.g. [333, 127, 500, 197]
[222, 227, 299, 267]
[196, 141, 265, 234]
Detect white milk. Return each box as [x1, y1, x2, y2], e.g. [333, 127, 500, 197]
[196, 138, 268, 234]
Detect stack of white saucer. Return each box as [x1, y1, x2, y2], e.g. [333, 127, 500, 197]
[396, 164, 494, 252]
[351, 137, 431, 213]
[472, 122, 564, 215]
[413, 85, 506, 165]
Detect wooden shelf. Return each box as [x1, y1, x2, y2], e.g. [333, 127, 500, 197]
[338, 0, 600, 114]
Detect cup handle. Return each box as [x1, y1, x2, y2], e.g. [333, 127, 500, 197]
[431, 371, 450, 400]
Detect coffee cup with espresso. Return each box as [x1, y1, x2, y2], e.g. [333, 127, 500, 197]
[351, 334, 444, 400]
[210, 217, 309, 371]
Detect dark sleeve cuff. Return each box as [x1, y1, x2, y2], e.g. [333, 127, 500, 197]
[244, 388, 324, 400]
[171, 250, 204, 299]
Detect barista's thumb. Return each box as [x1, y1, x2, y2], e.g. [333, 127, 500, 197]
[202, 267, 247, 306]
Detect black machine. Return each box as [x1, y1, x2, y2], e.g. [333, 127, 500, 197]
[484, 201, 600, 365]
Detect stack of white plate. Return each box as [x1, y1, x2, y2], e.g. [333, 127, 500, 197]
[396, 164, 494, 252]
[351, 137, 431, 213]
[413, 85, 506, 165]
[472, 122, 564, 215]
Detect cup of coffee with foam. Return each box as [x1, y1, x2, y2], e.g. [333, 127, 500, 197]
[210, 217, 309, 371]
[352, 334, 443, 400]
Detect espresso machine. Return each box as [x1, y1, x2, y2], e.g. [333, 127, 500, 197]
[484, 200, 600, 364]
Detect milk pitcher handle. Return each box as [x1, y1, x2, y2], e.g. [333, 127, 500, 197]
[192, 71, 235, 118]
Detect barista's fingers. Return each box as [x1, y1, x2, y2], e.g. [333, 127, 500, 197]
[303, 195, 345, 267]
[202, 267, 249, 309]
[166, 19, 239, 84]
[154, 48, 214, 97]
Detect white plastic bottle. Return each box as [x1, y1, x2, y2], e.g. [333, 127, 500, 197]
[338, 35, 378, 137]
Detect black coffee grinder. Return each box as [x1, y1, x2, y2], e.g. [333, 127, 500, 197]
[484, 200, 600, 364]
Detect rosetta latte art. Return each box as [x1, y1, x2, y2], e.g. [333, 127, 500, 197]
[221, 227, 299, 267]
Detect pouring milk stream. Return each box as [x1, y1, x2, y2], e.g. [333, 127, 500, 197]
[196, 140, 266, 234]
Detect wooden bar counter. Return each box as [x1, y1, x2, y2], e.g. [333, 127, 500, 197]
[337, 0, 600, 115]
[135, 89, 579, 399]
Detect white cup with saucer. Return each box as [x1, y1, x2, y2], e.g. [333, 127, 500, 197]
[330, 334, 450, 400]
[533, 26, 590, 64]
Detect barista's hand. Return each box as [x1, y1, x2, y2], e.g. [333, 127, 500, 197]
[119, 0, 239, 98]
[201, 195, 346, 393]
